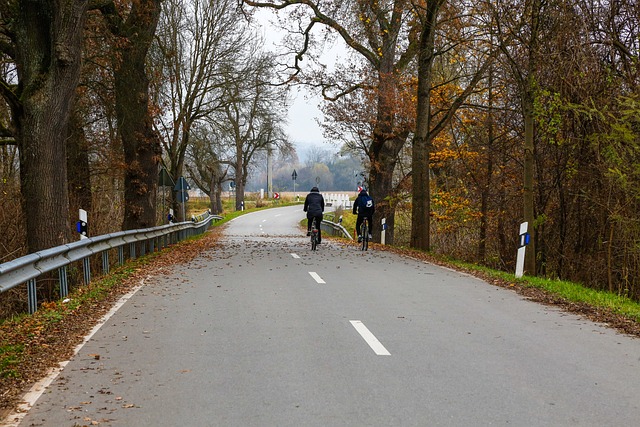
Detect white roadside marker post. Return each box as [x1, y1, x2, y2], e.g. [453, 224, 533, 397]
[77, 209, 88, 240]
[515, 222, 530, 278]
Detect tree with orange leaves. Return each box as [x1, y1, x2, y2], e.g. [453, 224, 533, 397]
[409, 0, 496, 251]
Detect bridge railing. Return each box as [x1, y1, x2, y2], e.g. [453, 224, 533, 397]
[0, 210, 221, 314]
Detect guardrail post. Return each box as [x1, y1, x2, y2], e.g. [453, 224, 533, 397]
[83, 257, 91, 285]
[140, 241, 146, 257]
[118, 246, 124, 265]
[130, 243, 136, 259]
[27, 279, 37, 314]
[150, 237, 155, 253]
[59, 266, 69, 298]
[102, 252, 109, 274]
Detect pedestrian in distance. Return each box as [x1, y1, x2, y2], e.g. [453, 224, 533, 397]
[353, 189, 375, 242]
[303, 186, 325, 244]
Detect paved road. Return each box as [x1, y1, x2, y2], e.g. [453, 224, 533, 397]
[13, 206, 640, 426]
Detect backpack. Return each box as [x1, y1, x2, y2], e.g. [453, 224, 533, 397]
[361, 195, 374, 211]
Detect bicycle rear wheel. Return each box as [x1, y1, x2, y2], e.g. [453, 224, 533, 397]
[311, 219, 318, 251]
[361, 222, 368, 251]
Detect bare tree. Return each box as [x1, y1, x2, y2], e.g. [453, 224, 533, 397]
[188, 125, 229, 214]
[212, 52, 290, 210]
[154, 0, 249, 220]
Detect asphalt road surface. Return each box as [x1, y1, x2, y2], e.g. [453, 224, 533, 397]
[12, 206, 640, 426]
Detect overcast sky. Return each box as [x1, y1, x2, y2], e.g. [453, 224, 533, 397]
[287, 88, 328, 160]
[251, 9, 345, 162]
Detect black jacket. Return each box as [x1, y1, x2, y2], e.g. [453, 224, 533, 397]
[304, 187, 324, 216]
[353, 190, 375, 215]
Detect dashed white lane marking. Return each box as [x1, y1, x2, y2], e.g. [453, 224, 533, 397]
[350, 320, 391, 356]
[309, 272, 326, 284]
[291, 253, 301, 259]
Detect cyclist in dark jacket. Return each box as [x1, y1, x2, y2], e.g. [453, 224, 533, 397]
[304, 186, 325, 243]
[353, 189, 374, 242]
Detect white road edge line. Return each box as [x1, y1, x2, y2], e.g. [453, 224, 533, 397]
[350, 320, 391, 356]
[309, 272, 326, 284]
[291, 253, 300, 259]
[3, 279, 147, 427]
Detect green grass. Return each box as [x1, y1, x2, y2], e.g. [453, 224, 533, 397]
[446, 259, 640, 322]
[0, 344, 23, 378]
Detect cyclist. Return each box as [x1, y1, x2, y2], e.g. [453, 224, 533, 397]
[353, 189, 375, 242]
[304, 186, 325, 244]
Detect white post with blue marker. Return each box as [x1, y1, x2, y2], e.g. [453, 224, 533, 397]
[77, 209, 88, 240]
[515, 222, 530, 278]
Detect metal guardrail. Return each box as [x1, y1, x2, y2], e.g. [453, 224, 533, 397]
[321, 218, 353, 240]
[0, 211, 222, 314]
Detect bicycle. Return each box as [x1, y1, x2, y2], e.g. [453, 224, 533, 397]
[359, 217, 369, 251]
[310, 217, 319, 251]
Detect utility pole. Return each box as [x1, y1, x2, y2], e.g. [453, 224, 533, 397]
[267, 143, 273, 198]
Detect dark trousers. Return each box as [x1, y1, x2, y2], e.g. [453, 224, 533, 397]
[356, 214, 373, 236]
[307, 214, 323, 242]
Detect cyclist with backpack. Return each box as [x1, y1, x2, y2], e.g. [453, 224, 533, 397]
[353, 189, 375, 242]
[304, 186, 325, 244]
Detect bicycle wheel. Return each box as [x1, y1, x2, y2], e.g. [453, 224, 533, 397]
[311, 219, 318, 251]
[361, 221, 368, 251]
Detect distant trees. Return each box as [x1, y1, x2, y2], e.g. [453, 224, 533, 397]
[262, 147, 362, 192]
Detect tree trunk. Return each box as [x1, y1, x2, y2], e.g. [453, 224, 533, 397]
[478, 68, 495, 263]
[367, 63, 405, 245]
[368, 137, 401, 244]
[209, 171, 223, 215]
[111, 0, 163, 230]
[410, 0, 443, 251]
[235, 151, 245, 211]
[522, 0, 540, 276]
[169, 128, 190, 221]
[11, 0, 88, 253]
